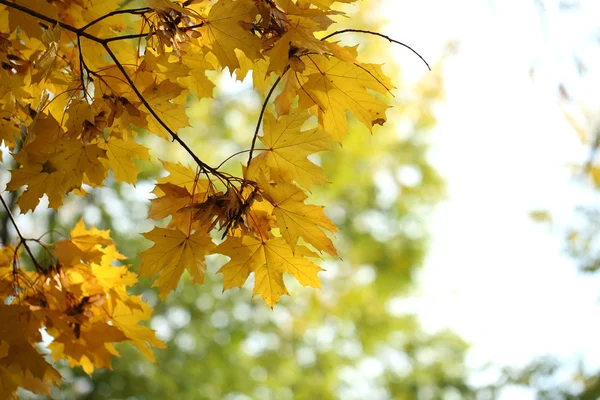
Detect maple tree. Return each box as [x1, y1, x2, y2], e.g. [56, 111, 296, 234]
[0, 0, 429, 397]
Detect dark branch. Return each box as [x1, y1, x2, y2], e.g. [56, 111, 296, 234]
[322, 29, 431, 71]
[102, 42, 221, 176]
[247, 67, 289, 166]
[0, 193, 43, 272]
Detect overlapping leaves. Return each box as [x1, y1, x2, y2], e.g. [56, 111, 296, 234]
[0, 0, 400, 396]
[0, 221, 164, 396]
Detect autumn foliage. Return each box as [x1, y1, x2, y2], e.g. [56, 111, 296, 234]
[0, 0, 422, 397]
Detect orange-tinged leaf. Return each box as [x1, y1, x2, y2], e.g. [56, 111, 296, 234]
[149, 183, 195, 221]
[149, 182, 209, 231]
[214, 235, 322, 307]
[139, 227, 216, 298]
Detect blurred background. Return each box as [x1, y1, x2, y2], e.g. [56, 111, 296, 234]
[2, 0, 600, 399]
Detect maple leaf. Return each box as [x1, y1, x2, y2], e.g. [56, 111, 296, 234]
[213, 235, 323, 307]
[156, 160, 207, 191]
[200, 0, 262, 71]
[149, 183, 196, 221]
[109, 297, 166, 362]
[56, 139, 108, 188]
[98, 137, 151, 185]
[139, 227, 216, 298]
[31, 24, 61, 84]
[296, 53, 393, 141]
[149, 182, 209, 231]
[266, 2, 353, 76]
[248, 109, 330, 190]
[48, 322, 128, 374]
[7, 162, 68, 212]
[259, 178, 338, 256]
[179, 52, 218, 99]
[53, 219, 113, 265]
[143, 80, 190, 139]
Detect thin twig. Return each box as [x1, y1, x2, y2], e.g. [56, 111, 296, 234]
[322, 29, 431, 71]
[0, 193, 43, 272]
[247, 67, 289, 166]
[80, 7, 151, 31]
[216, 149, 259, 170]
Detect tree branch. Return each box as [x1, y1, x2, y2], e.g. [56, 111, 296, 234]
[247, 67, 288, 167]
[322, 29, 431, 71]
[101, 42, 222, 176]
[0, 193, 43, 272]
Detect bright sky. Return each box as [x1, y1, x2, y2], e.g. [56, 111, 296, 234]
[381, 0, 600, 396]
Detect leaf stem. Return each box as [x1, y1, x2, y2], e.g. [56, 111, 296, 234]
[322, 29, 431, 71]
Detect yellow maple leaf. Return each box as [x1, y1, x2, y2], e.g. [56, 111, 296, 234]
[200, 0, 262, 72]
[98, 137, 151, 185]
[249, 109, 330, 190]
[7, 163, 67, 212]
[53, 219, 113, 265]
[236, 50, 271, 94]
[297, 53, 393, 141]
[108, 297, 166, 362]
[213, 235, 323, 307]
[179, 52, 217, 99]
[143, 80, 190, 140]
[260, 178, 337, 256]
[56, 139, 108, 188]
[155, 160, 211, 192]
[139, 227, 216, 298]
[48, 322, 127, 374]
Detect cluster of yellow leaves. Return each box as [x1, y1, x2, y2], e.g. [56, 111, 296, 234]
[0, 0, 394, 304]
[0, 0, 398, 394]
[0, 220, 164, 397]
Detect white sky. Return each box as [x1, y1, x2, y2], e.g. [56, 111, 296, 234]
[381, 0, 600, 396]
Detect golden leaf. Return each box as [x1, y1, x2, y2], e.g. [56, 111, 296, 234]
[214, 235, 322, 307]
[139, 227, 216, 298]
